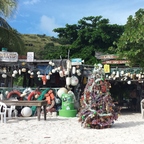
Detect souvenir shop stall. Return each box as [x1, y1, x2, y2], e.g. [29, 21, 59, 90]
[0, 48, 89, 117]
[96, 54, 144, 111]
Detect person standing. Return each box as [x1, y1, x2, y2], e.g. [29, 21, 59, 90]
[130, 89, 137, 112]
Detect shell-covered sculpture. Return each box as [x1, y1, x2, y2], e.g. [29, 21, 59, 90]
[78, 64, 120, 129]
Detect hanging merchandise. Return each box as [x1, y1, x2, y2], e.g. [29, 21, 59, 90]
[70, 76, 79, 86]
[22, 68, 26, 72]
[46, 75, 50, 80]
[52, 69, 56, 73]
[2, 73, 7, 78]
[66, 59, 71, 70]
[64, 70, 69, 76]
[41, 75, 47, 85]
[72, 67, 76, 74]
[57, 87, 68, 98]
[76, 69, 81, 75]
[59, 71, 64, 77]
[66, 77, 71, 86]
[3, 67, 6, 73]
[116, 71, 120, 78]
[19, 69, 21, 75]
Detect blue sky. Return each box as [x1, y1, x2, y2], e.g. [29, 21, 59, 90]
[7, 0, 144, 37]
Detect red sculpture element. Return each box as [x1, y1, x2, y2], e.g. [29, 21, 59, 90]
[27, 91, 41, 100]
[41, 75, 47, 85]
[7, 90, 22, 100]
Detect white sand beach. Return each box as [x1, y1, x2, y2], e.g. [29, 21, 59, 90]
[0, 112, 144, 144]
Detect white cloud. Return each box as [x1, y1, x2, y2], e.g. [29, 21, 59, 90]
[23, 0, 40, 5]
[39, 15, 61, 36]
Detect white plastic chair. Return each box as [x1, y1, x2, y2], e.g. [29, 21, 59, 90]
[141, 99, 144, 119]
[7, 98, 18, 118]
[7, 105, 17, 118]
[0, 102, 7, 123]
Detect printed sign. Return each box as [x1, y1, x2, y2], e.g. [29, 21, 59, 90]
[104, 64, 110, 73]
[102, 60, 129, 64]
[27, 52, 34, 62]
[97, 54, 118, 60]
[96, 54, 126, 60]
[0, 52, 18, 62]
[71, 58, 82, 65]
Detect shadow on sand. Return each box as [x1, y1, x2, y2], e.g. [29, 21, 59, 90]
[111, 109, 144, 129]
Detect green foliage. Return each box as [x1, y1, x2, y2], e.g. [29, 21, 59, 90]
[38, 44, 69, 60]
[54, 16, 124, 65]
[13, 76, 23, 86]
[0, 14, 124, 64]
[0, 0, 18, 18]
[115, 8, 144, 68]
[0, 27, 24, 54]
[20, 34, 62, 58]
[0, 15, 124, 64]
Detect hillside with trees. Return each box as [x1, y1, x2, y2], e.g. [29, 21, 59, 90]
[20, 34, 62, 58]
[1, 0, 144, 67]
[20, 16, 124, 64]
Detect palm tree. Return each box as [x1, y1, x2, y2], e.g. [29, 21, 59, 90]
[0, 26, 24, 54]
[0, 0, 18, 18]
[0, 0, 24, 54]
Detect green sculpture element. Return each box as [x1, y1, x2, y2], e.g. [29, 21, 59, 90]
[59, 91, 77, 117]
[31, 88, 50, 115]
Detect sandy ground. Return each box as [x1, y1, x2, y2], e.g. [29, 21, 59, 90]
[0, 111, 144, 144]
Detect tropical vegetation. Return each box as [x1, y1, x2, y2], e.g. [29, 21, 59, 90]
[0, 0, 18, 18]
[0, 0, 24, 54]
[1, 1, 144, 68]
[53, 16, 124, 64]
[111, 8, 144, 69]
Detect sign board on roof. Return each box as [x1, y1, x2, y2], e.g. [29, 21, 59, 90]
[96, 54, 126, 60]
[0, 52, 18, 62]
[27, 52, 34, 62]
[71, 58, 82, 65]
[96, 54, 118, 60]
[102, 60, 129, 64]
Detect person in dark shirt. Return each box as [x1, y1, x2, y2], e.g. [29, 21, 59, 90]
[130, 89, 137, 111]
